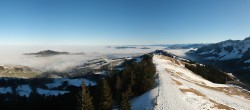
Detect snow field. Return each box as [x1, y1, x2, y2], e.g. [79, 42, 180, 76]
[131, 55, 250, 110]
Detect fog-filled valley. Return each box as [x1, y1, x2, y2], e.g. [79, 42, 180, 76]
[1, 44, 250, 110]
[0, 45, 163, 72]
[1, 0, 250, 109]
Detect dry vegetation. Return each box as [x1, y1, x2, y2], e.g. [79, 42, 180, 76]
[159, 55, 250, 110]
[171, 78, 183, 85]
[179, 88, 205, 97]
[209, 99, 235, 110]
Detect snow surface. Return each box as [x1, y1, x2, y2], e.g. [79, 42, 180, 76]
[218, 48, 229, 57]
[219, 48, 242, 60]
[198, 49, 215, 55]
[0, 78, 96, 97]
[131, 55, 250, 110]
[0, 87, 12, 94]
[242, 44, 250, 53]
[204, 56, 216, 60]
[131, 88, 158, 110]
[244, 59, 250, 63]
[196, 42, 250, 61]
[135, 57, 142, 63]
[45, 78, 96, 89]
[37, 88, 69, 96]
[16, 85, 32, 97]
[95, 71, 106, 75]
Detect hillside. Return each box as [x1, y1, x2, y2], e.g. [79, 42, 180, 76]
[165, 44, 206, 49]
[0, 54, 156, 110]
[132, 53, 250, 110]
[1, 50, 250, 110]
[187, 37, 250, 84]
[0, 65, 41, 78]
[193, 37, 250, 61]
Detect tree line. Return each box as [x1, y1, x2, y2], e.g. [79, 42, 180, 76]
[78, 54, 156, 110]
[0, 54, 156, 110]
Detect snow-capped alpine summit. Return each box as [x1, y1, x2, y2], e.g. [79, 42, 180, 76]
[193, 37, 250, 62]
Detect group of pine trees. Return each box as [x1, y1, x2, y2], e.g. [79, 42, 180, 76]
[78, 54, 156, 110]
[0, 54, 156, 110]
[185, 63, 234, 84]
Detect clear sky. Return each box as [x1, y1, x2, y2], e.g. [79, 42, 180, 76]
[0, 0, 250, 45]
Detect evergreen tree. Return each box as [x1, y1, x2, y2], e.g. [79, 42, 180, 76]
[135, 55, 155, 94]
[115, 75, 122, 105]
[121, 86, 131, 110]
[98, 79, 113, 110]
[126, 84, 132, 98]
[78, 81, 94, 110]
[115, 75, 122, 93]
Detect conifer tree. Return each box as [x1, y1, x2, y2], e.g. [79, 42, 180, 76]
[120, 90, 131, 110]
[115, 75, 122, 93]
[115, 75, 122, 103]
[126, 84, 132, 98]
[99, 79, 113, 110]
[78, 81, 94, 110]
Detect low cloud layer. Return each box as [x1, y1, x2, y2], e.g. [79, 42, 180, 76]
[0, 46, 163, 72]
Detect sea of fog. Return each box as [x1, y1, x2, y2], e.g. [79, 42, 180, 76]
[0, 45, 164, 72]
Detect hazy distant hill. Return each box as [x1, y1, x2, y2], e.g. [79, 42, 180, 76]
[0, 65, 41, 78]
[166, 44, 206, 49]
[24, 50, 70, 56]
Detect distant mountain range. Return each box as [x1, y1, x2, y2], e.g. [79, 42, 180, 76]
[114, 46, 150, 49]
[114, 46, 137, 49]
[166, 43, 206, 49]
[193, 37, 250, 62]
[188, 37, 250, 84]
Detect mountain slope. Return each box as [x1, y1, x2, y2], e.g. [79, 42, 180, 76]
[131, 54, 250, 110]
[187, 37, 250, 85]
[166, 44, 206, 49]
[0, 65, 41, 78]
[193, 37, 250, 63]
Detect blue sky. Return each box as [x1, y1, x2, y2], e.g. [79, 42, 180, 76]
[0, 0, 250, 45]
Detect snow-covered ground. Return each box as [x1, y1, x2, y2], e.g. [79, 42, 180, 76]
[37, 88, 69, 96]
[131, 55, 250, 110]
[244, 59, 250, 63]
[0, 87, 12, 94]
[45, 78, 96, 89]
[16, 85, 32, 97]
[0, 78, 96, 97]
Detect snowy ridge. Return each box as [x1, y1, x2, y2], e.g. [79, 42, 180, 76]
[193, 37, 250, 62]
[131, 55, 250, 110]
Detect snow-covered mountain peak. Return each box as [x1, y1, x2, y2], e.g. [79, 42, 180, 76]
[192, 37, 250, 62]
